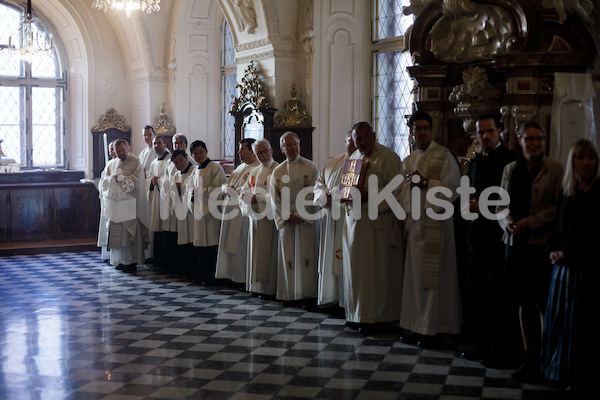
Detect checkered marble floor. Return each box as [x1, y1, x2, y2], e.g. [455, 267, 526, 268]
[0, 251, 566, 400]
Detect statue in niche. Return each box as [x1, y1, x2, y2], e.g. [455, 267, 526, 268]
[234, 0, 257, 33]
[541, 0, 594, 25]
[428, 0, 517, 63]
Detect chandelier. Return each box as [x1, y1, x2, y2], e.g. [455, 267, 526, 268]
[92, 0, 161, 18]
[4, 0, 54, 64]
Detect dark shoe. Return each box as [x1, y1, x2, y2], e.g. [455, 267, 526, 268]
[345, 321, 360, 331]
[144, 258, 154, 265]
[282, 299, 303, 308]
[358, 322, 388, 336]
[115, 264, 124, 270]
[461, 350, 485, 361]
[483, 355, 520, 369]
[399, 332, 419, 345]
[258, 294, 275, 300]
[302, 298, 317, 311]
[201, 279, 220, 287]
[250, 292, 260, 298]
[122, 264, 137, 273]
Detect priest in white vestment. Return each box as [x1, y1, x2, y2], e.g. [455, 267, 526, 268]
[139, 125, 158, 261]
[103, 139, 149, 272]
[269, 132, 320, 306]
[146, 136, 174, 270]
[169, 149, 197, 276]
[314, 130, 356, 309]
[164, 133, 196, 179]
[342, 122, 404, 334]
[186, 140, 227, 284]
[97, 141, 118, 261]
[399, 110, 462, 344]
[215, 138, 260, 286]
[239, 139, 279, 298]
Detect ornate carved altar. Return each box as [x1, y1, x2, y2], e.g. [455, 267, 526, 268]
[405, 0, 599, 158]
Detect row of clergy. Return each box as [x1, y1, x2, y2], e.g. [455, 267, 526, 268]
[97, 117, 462, 337]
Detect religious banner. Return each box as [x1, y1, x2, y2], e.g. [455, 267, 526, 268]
[338, 159, 366, 201]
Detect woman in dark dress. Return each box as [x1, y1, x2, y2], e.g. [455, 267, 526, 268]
[544, 139, 600, 397]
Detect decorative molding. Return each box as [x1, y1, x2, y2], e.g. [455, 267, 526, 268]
[235, 38, 271, 51]
[511, 104, 538, 136]
[91, 108, 131, 132]
[230, 62, 269, 112]
[274, 83, 312, 127]
[154, 103, 176, 136]
[427, 0, 518, 63]
[449, 66, 501, 133]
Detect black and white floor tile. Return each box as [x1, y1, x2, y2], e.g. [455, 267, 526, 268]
[0, 252, 566, 399]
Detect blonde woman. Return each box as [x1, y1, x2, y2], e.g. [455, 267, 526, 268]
[544, 139, 600, 396]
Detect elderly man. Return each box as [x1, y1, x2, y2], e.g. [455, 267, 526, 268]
[165, 133, 196, 179]
[269, 132, 319, 307]
[146, 135, 174, 271]
[215, 138, 260, 287]
[342, 122, 404, 335]
[399, 110, 462, 347]
[240, 138, 279, 298]
[103, 138, 149, 273]
[314, 130, 356, 312]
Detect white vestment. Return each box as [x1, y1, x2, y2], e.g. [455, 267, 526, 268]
[146, 152, 173, 233]
[186, 161, 227, 247]
[399, 141, 463, 335]
[314, 153, 348, 307]
[97, 158, 118, 260]
[139, 146, 157, 177]
[140, 146, 158, 259]
[171, 164, 195, 245]
[342, 143, 405, 323]
[103, 154, 149, 266]
[239, 160, 279, 295]
[215, 160, 260, 283]
[269, 156, 320, 301]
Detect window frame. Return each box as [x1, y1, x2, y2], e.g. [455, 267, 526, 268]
[0, 1, 68, 170]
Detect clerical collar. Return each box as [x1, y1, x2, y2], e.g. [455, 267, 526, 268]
[158, 150, 170, 160]
[198, 158, 211, 169]
[288, 156, 300, 164]
[182, 163, 192, 174]
[482, 142, 501, 156]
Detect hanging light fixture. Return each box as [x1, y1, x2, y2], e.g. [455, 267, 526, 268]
[5, 0, 54, 64]
[92, 0, 161, 18]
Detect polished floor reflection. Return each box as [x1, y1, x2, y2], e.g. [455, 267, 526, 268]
[0, 252, 565, 400]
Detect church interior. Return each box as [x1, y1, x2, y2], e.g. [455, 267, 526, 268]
[0, 0, 598, 398]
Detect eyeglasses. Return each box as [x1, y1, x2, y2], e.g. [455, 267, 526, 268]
[281, 142, 299, 149]
[522, 136, 545, 142]
[412, 125, 431, 133]
[255, 149, 270, 155]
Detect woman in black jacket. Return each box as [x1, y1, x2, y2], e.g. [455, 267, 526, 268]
[544, 138, 600, 397]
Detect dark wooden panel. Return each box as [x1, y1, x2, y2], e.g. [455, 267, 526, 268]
[0, 190, 8, 242]
[53, 184, 100, 239]
[9, 188, 47, 241]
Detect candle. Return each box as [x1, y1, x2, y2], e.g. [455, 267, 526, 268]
[103, 133, 109, 165]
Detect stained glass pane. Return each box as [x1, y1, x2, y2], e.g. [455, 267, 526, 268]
[32, 87, 62, 166]
[0, 4, 23, 77]
[0, 86, 23, 164]
[374, 50, 413, 160]
[223, 74, 237, 158]
[375, 0, 413, 40]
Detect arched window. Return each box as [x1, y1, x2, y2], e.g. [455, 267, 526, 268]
[221, 18, 237, 159]
[0, 2, 66, 169]
[372, 0, 414, 160]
